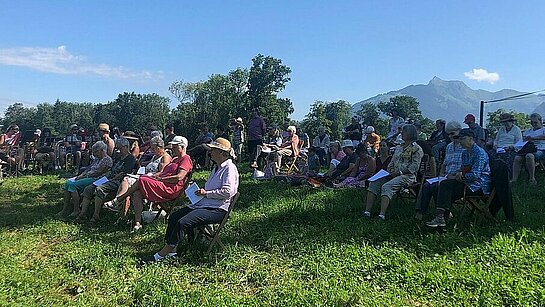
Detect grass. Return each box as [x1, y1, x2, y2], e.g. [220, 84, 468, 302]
[0, 169, 544, 306]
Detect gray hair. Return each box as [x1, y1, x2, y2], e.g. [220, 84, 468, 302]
[445, 121, 462, 133]
[530, 113, 542, 122]
[436, 119, 446, 126]
[150, 136, 164, 148]
[402, 124, 418, 142]
[115, 137, 129, 148]
[150, 130, 163, 139]
[91, 141, 107, 153]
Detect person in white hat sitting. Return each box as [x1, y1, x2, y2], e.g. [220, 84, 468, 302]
[140, 137, 239, 263]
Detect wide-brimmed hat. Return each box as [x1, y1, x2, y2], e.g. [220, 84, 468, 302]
[499, 113, 515, 122]
[122, 131, 139, 140]
[168, 136, 188, 147]
[205, 138, 232, 152]
[341, 139, 354, 148]
[70, 124, 78, 130]
[34, 129, 42, 136]
[98, 123, 110, 132]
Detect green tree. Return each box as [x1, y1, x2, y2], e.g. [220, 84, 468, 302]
[300, 100, 352, 141]
[2, 103, 37, 132]
[356, 102, 389, 137]
[377, 95, 435, 137]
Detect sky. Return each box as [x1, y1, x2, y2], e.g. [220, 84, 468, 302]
[1, 0, 544, 120]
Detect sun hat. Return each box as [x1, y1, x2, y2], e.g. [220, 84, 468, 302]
[122, 131, 139, 140]
[98, 123, 110, 132]
[34, 129, 42, 136]
[70, 124, 78, 130]
[168, 135, 188, 147]
[235, 117, 243, 124]
[205, 138, 232, 152]
[365, 126, 375, 134]
[341, 139, 354, 148]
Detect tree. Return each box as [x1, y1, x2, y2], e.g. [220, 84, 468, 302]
[356, 102, 389, 137]
[2, 103, 37, 132]
[300, 100, 352, 141]
[377, 95, 435, 136]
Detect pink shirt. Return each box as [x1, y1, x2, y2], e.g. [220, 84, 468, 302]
[189, 159, 239, 212]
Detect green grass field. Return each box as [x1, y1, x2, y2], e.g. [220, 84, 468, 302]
[0, 169, 544, 306]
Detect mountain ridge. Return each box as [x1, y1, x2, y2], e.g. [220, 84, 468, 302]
[352, 77, 545, 123]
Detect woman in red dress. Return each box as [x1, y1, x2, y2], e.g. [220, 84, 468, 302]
[112, 136, 192, 232]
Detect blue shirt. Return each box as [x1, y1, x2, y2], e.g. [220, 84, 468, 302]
[443, 142, 464, 175]
[461, 143, 490, 194]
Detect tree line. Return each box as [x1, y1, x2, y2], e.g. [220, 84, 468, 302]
[1, 53, 531, 143]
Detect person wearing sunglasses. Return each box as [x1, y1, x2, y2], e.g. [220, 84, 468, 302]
[512, 113, 545, 185]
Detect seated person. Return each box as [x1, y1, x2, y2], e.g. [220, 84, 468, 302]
[343, 116, 363, 147]
[312, 126, 330, 166]
[61, 124, 82, 169]
[0, 124, 21, 167]
[215, 125, 230, 140]
[492, 113, 522, 171]
[512, 112, 545, 185]
[74, 138, 136, 223]
[299, 128, 310, 150]
[122, 131, 141, 160]
[414, 122, 428, 141]
[364, 126, 381, 157]
[430, 119, 449, 164]
[35, 128, 56, 171]
[363, 124, 423, 220]
[274, 126, 299, 173]
[255, 125, 283, 170]
[375, 140, 392, 173]
[140, 137, 239, 264]
[325, 140, 357, 182]
[57, 141, 112, 217]
[426, 128, 491, 227]
[334, 145, 376, 188]
[464, 114, 486, 148]
[187, 124, 214, 168]
[306, 147, 321, 176]
[108, 136, 172, 225]
[139, 130, 163, 166]
[97, 123, 115, 157]
[415, 121, 464, 219]
[111, 136, 192, 232]
[324, 141, 346, 176]
[164, 123, 177, 146]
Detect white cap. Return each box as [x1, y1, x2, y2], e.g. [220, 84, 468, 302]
[365, 126, 375, 134]
[169, 136, 188, 147]
[341, 139, 354, 148]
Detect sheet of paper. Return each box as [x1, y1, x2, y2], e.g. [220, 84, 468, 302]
[426, 176, 447, 184]
[368, 169, 390, 182]
[514, 140, 527, 151]
[92, 176, 109, 187]
[261, 147, 271, 154]
[330, 159, 340, 167]
[496, 147, 506, 154]
[185, 182, 204, 205]
[137, 166, 146, 175]
[68, 177, 77, 182]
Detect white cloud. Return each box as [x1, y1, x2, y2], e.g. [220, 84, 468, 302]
[464, 68, 500, 84]
[0, 46, 163, 80]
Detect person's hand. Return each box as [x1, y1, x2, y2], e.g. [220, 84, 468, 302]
[524, 136, 532, 141]
[455, 172, 463, 182]
[195, 188, 207, 196]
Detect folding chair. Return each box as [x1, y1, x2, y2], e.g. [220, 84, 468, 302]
[458, 186, 497, 223]
[152, 172, 193, 222]
[196, 192, 239, 253]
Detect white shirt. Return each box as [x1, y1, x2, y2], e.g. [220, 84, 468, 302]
[494, 125, 522, 148]
[524, 127, 545, 150]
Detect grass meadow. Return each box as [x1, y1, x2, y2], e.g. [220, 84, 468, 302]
[0, 168, 544, 306]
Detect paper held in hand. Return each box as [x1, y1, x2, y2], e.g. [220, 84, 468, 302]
[137, 166, 146, 175]
[185, 182, 204, 205]
[514, 140, 527, 152]
[368, 169, 390, 182]
[92, 176, 109, 187]
[426, 176, 447, 184]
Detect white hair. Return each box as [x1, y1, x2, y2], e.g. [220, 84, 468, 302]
[287, 125, 297, 134]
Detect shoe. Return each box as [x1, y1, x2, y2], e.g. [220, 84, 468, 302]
[377, 214, 386, 221]
[103, 201, 119, 212]
[250, 162, 258, 168]
[415, 212, 423, 221]
[362, 211, 371, 218]
[138, 252, 177, 266]
[131, 223, 143, 233]
[425, 216, 446, 228]
[529, 178, 538, 186]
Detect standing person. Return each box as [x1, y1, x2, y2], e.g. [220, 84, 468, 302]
[511, 113, 545, 185]
[140, 138, 239, 264]
[248, 108, 266, 168]
[232, 117, 245, 162]
[426, 128, 490, 228]
[98, 123, 115, 156]
[164, 123, 176, 145]
[464, 114, 486, 147]
[387, 110, 405, 140]
[312, 126, 330, 166]
[343, 116, 363, 147]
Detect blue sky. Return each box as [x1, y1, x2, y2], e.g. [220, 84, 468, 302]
[1, 0, 543, 119]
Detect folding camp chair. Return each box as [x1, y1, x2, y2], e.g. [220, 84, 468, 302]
[196, 192, 239, 253]
[458, 186, 497, 224]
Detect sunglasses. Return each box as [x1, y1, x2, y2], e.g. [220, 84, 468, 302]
[530, 121, 540, 125]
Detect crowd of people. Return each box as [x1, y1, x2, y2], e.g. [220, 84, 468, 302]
[1, 107, 542, 262]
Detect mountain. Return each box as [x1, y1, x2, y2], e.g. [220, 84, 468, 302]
[353, 77, 545, 123]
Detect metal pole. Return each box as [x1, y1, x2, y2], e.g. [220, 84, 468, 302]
[479, 100, 485, 127]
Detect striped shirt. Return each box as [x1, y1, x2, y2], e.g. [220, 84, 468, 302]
[443, 142, 464, 175]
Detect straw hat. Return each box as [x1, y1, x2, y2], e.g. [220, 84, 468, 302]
[122, 131, 139, 140]
[98, 123, 110, 132]
[499, 113, 515, 122]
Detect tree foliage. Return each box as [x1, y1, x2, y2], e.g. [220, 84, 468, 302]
[356, 102, 389, 137]
[300, 100, 352, 141]
[376, 95, 435, 136]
